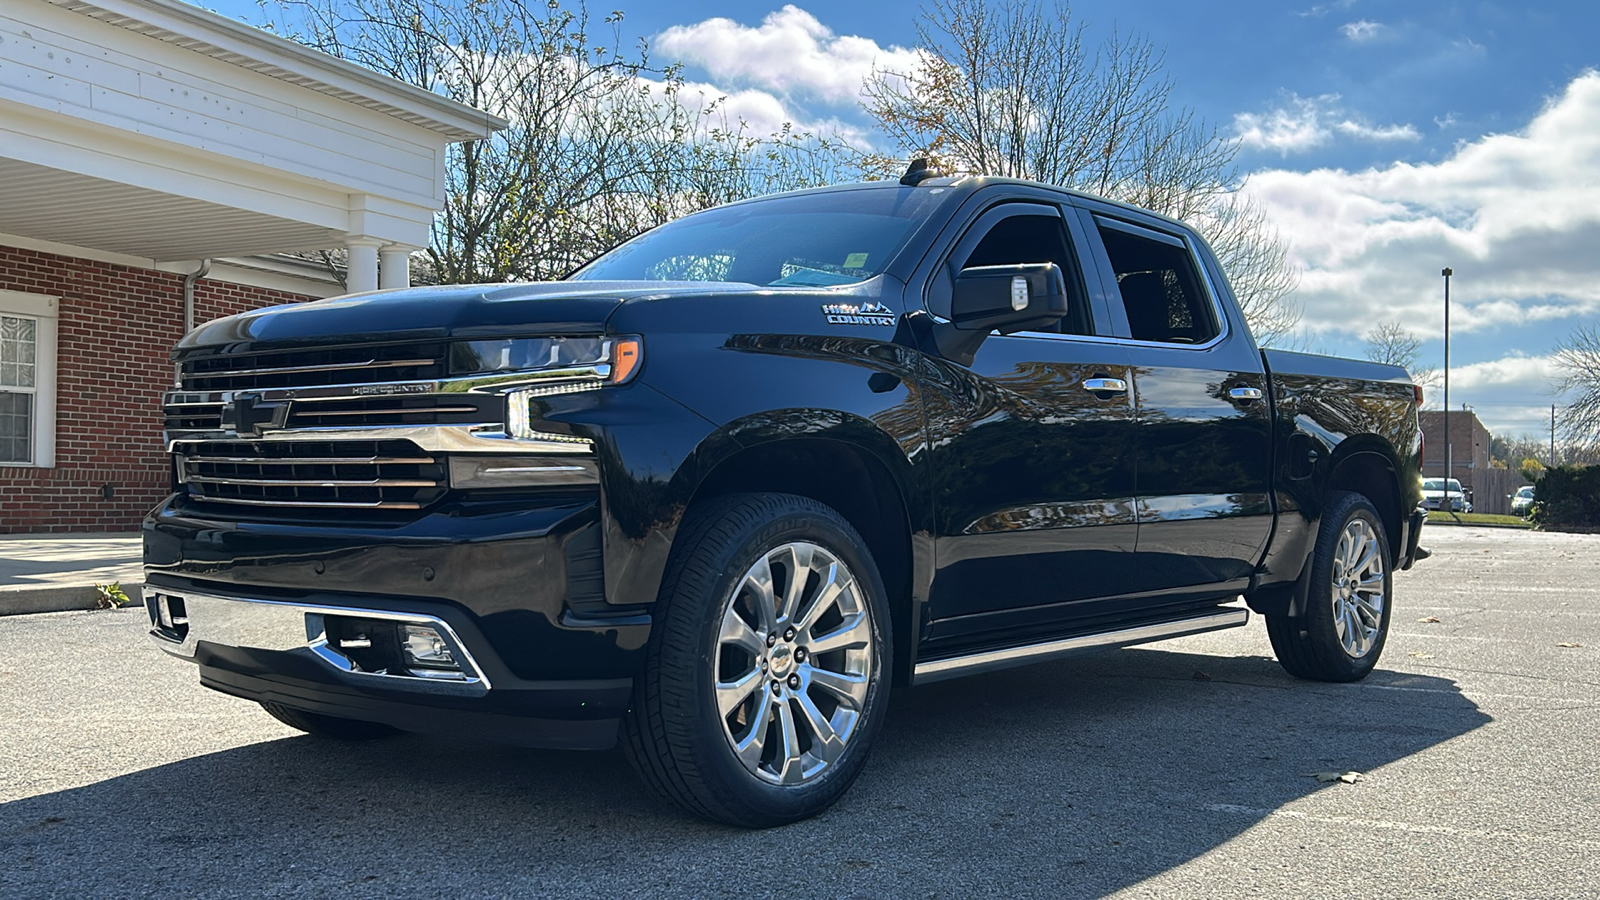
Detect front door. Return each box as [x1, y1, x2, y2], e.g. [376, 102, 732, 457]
[919, 200, 1142, 650]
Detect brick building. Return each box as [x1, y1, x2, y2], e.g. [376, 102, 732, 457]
[0, 0, 503, 532]
[1418, 408, 1503, 509]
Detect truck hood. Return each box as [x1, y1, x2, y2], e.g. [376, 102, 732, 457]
[177, 281, 758, 350]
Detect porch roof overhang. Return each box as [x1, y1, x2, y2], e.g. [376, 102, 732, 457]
[1, 0, 504, 263]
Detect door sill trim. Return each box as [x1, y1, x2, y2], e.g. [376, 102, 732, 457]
[912, 607, 1249, 684]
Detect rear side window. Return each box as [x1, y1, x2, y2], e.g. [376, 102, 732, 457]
[1096, 218, 1219, 344]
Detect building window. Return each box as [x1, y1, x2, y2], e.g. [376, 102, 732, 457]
[0, 314, 36, 461]
[0, 292, 57, 468]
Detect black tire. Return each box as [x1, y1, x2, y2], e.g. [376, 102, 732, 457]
[622, 493, 893, 828]
[260, 702, 400, 740]
[1267, 491, 1393, 682]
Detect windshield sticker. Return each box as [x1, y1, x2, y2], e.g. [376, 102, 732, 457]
[822, 301, 895, 326]
[843, 252, 869, 269]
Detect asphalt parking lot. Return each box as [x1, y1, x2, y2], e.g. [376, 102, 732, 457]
[2, 525, 1596, 899]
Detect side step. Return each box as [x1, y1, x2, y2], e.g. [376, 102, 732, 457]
[912, 607, 1250, 685]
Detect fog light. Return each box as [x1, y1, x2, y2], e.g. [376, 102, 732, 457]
[400, 624, 459, 671]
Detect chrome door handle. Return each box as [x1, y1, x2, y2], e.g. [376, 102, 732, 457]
[1229, 386, 1264, 402]
[1082, 377, 1128, 393]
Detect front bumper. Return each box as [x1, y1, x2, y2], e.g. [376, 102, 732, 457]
[144, 582, 632, 749]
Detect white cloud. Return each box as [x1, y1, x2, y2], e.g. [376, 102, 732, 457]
[654, 5, 922, 105]
[1234, 93, 1421, 154]
[1242, 71, 1600, 349]
[635, 76, 871, 146]
[1340, 19, 1384, 41]
[1334, 120, 1422, 141]
[1438, 354, 1562, 437]
[1298, 0, 1357, 18]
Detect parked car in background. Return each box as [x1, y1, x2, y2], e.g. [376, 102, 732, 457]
[1422, 478, 1470, 512]
[1510, 485, 1536, 515]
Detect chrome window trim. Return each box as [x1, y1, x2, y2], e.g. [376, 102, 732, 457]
[145, 588, 492, 693]
[1083, 211, 1233, 353]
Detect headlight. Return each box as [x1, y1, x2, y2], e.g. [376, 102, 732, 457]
[445, 336, 642, 388]
[451, 337, 609, 375]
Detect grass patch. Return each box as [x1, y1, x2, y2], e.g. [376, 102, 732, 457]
[1426, 510, 1530, 527]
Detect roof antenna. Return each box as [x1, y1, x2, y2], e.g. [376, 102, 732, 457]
[900, 157, 938, 186]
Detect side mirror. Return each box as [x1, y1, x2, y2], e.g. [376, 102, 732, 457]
[951, 263, 1069, 334]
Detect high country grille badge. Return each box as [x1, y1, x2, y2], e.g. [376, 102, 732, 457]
[822, 301, 895, 326]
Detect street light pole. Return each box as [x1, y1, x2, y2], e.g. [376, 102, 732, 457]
[1442, 267, 1453, 505]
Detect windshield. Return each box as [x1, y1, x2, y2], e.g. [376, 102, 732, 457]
[1517, 486, 1535, 497]
[1423, 479, 1444, 490]
[570, 187, 945, 287]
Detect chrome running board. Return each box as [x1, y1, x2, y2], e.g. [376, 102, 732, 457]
[912, 607, 1249, 684]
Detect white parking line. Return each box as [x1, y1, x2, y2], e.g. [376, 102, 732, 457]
[1204, 804, 1600, 849]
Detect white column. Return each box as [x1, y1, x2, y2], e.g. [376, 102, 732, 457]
[345, 239, 381, 294]
[379, 245, 413, 289]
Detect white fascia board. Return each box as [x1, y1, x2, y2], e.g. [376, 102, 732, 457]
[0, 16, 448, 212]
[0, 232, 346, 298]
[44, 0, 508, 141]
[0, 101, 352, 231]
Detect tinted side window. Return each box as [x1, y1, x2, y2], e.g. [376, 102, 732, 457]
[1097, 221, 1219, 344]
[956, 215, 1091, 336]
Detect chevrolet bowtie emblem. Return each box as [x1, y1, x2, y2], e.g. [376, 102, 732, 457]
[220, 392, 287, 437]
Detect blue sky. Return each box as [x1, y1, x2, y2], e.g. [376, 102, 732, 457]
[205, 1, 1600, 441]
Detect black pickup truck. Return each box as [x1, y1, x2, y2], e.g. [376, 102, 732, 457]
[144, 172, 1426, 827]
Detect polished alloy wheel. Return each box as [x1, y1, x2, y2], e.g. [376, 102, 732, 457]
[715, 541, 874, 785]
[1330, 518, 1385, 658]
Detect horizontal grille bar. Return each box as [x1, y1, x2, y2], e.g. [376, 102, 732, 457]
[176, 438, 446, 512]
[180, 342, 448, 392]
[186, 475, 442, 488]
[183, 495, 423, 510]
[183, 455, 436, 465]
[192, 358, 436, 379]
[294, 406, 480, 418]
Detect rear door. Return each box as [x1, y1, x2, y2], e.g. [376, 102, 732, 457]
[1074, 206, 1274, 601]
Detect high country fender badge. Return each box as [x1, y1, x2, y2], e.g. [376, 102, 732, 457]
[822, 301, 895, 326]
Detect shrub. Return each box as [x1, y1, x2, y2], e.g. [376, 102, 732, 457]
[1529, 465, 1600, 529]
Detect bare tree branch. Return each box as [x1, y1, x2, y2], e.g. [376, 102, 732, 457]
[1554, 323, 1600, 447]
[861, 0, 1300, 341]
[269, 0, 853, 283]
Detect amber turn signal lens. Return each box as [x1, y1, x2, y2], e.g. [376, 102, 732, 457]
[611, 337, 642, 383]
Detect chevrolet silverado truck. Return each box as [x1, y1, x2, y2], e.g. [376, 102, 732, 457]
[144, 171, 1426, 827]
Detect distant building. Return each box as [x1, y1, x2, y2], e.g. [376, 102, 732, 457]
[1419, 409, 1529, 514]
[1, 0, 505, 532]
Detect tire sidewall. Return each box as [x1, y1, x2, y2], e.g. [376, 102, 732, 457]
[1303, 494, 1393, 680]
[662, 496, 892, 824]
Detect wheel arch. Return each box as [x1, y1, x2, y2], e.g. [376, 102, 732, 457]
[1324, 441, 1406, 564]
[684, 428, 920, 686]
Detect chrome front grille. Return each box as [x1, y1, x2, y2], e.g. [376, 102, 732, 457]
[162, 394, 502, 433]
[175, 439, 447, 510]
[179, 342, 447, 392]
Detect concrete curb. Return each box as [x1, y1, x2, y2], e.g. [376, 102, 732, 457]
[0, 583, 144, 617]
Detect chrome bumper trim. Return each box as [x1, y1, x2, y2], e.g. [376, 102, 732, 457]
[167, 424, 590, 455]
[145, 588, 491, 693]
[912, 607, 1250, 684]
